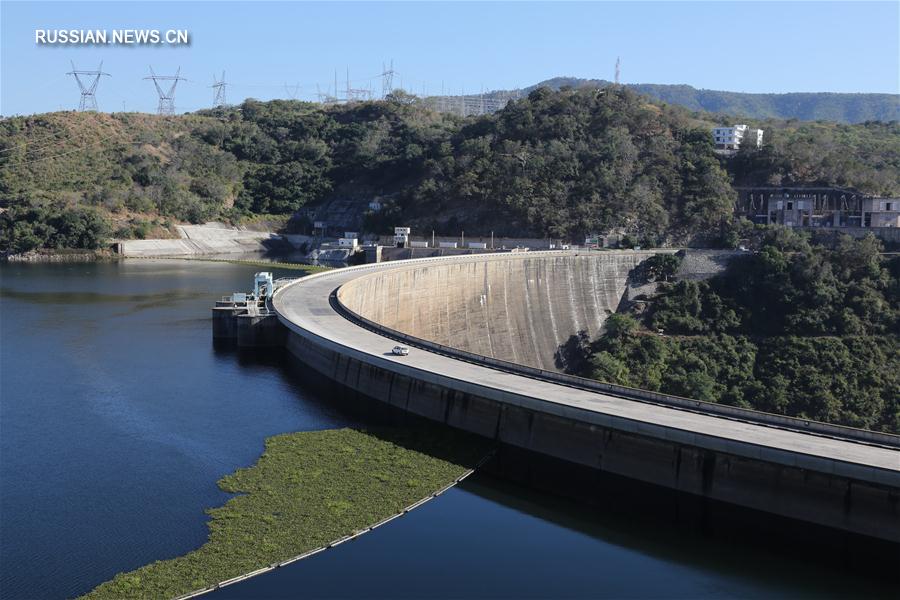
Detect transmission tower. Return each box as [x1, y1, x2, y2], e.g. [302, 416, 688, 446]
[615, 57, 621, 85]
[211, 71, 228, 108]
[380, 60, 396, 99]
[345, 68, 370, 102]
[144, 66, 186, 115]
[67, 61, 110, 112]
[284, 82, 301, 100]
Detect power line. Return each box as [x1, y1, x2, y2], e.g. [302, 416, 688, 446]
[0, 132, 135, 170]
[0, 129, 74, 154]
[0, 135, 74, 157]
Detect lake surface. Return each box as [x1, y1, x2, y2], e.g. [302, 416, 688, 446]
[0, 260, 892, 599]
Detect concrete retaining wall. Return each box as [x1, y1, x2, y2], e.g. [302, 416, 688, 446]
[120, 224, 281, 257]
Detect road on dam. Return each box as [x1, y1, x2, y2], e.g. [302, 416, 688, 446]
[272, 251, 900, 542]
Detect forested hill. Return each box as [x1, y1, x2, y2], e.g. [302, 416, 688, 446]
[528, 78, 900, 124]
[1, 86, 899, 254]
[578, 230, 900, 433]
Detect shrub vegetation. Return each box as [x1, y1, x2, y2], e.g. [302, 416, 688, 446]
[3, 88, 897, 254]
[580, 231, 900, 433]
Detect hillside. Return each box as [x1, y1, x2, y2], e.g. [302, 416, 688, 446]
[579, 231, 900, 433]
[1, 87, 898, 254]
[525, 78, 900, 124]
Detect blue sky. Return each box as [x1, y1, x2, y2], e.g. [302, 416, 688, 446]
[2, 1, 898, 116]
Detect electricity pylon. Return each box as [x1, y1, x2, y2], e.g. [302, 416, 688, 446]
[67, 61, 110, 111]
[211, 71, 228, 107]
[144, 66, 185, 115]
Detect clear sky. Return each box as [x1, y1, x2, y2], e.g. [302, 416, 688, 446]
[1, 1, 898, 116]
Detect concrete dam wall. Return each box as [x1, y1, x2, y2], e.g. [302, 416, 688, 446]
[270, 252, 900, 544]
[338, 252, 658, 371]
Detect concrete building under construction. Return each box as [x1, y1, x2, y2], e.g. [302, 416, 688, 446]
[735, 186, 900, 229]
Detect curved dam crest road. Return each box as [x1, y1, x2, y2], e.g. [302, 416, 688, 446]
[272, 250, 900, 543]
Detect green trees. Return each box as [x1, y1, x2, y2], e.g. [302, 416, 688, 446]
[728, 121, 900, 197]
[640, 253, 682, 281]
[578, 231, 900, 433]
[1, 89, 897, 252]
[0, 202, 110, 254]
[402, 86, 737, 242]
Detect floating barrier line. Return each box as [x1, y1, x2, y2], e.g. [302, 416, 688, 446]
[127, 254, 329, 272]
[171, 450, 495, 600]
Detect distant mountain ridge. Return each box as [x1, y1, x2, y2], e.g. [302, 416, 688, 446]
[522, 77, 900, 124]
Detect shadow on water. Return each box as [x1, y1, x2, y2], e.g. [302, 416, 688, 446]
[213, 340, 899, 592]
[0, 286, 209, 305]
[214, 341, 488, 467]
[212, 340, 414, 430]
[461, 471, 898, 596]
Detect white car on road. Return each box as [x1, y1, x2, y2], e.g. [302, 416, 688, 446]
[391, 345, 410, 356]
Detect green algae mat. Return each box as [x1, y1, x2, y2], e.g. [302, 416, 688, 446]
[81, 427, 490, 600]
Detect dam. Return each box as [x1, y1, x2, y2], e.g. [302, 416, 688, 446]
[337, 251, 653, 370]
[224, 250, 900, 544]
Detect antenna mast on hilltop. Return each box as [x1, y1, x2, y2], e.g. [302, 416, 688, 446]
[67, 61, 110, 112]
[211, 71, 228, 108]
[615, 57, 621, 85]
[381, 60, 396, 99]
[144, 66, 186, 115]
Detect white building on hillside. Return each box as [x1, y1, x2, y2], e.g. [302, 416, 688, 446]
[713, 124, 763, 151]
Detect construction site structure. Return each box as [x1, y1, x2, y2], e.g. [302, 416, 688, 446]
[424, 90, 522, 117]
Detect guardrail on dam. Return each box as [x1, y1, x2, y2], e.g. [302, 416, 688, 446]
[265, 251, 900, 544]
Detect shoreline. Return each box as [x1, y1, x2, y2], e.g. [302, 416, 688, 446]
[2, 251, 331, 273]
[3, 249, 116, 263]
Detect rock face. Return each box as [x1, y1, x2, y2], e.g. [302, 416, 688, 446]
[676, 249, 746, 281]
[338, 252, 658, 371]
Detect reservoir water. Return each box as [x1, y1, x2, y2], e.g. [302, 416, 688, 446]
[0, 260, 892, 599]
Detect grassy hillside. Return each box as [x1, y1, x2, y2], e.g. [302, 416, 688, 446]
[2, 87, 898, 254]
[530, 77, 900, 124]
[0, 112, 243, 250]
